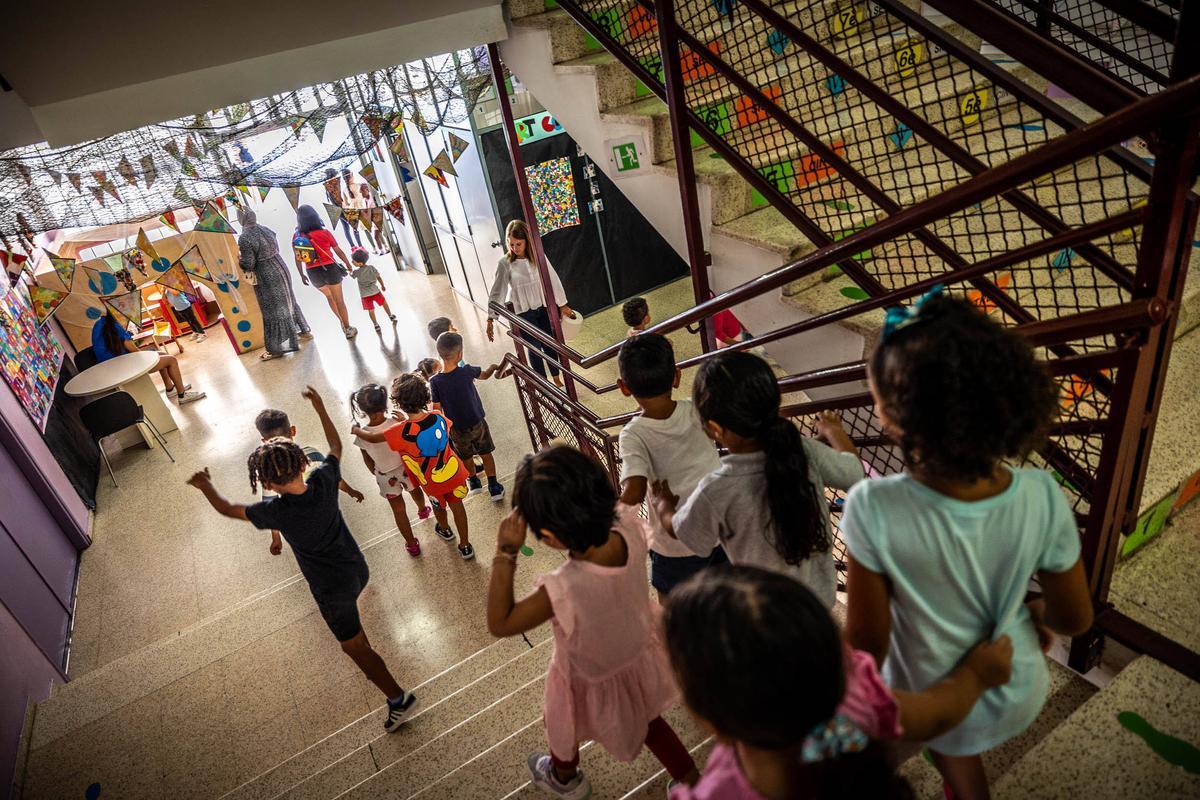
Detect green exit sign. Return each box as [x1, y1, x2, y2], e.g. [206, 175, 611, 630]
[613, 142, 640, 171]
[605, 135, 648, 178]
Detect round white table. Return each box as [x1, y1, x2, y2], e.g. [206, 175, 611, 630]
[64, 351, 179, 448]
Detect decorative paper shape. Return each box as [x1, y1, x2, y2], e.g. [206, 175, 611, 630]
[194, 201, 236, 234]
[0, 251, 28, 271]
[324, 203, 344, 227]
[15, 163, 32, 184]
[140, 154, 157, 188]
[136, 228, 160, 262]
[173, 180, 191, 205]
[390, 133, 410, 160]
[174, 246, 212, 281]
[448, 132, 470, 162]
[283, 185, 302, 211]
[257, 184, 271, 202]
[48, 254, 76, 288]
[181, 159, 198, 178]
[117, 156, 137, 186]
[359, 163, 380, 191]
[102, 253, 125, 273]
[0, 288, 64, 432]
[361, 114, 388, 140]
[431, 148, 457, 177]
[184, 136, 200, 158]
[288, 115, 306, 138]
[47, 169, 62, 186]
[82, 266, 120, 296]
[399, 165, 415, 183]
[309, 116, 327, 141]
[384, 197, 405, 225]
[159, 209, 180, 233]
[89, 186, 107, 206]
[155, 262, 196, 297]
[525, 157, 580, 234]
[228, 102, 250, 124]
[103, 290, 143, 328]
[359, 210, 373, 232]
[66, 172, 82, 192]
[163, 140, 181, 161]
[423, 163, 447, 187]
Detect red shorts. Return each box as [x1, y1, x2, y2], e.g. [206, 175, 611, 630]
[361, 292, 386, 310]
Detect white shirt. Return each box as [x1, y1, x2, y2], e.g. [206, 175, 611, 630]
[618, 400, 721, 557]
[487, 255, 566, 318]
[352, 419, 404, 474]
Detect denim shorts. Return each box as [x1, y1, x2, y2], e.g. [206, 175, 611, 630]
[649, 546, 730, 596]
[307, 263, 346, 288]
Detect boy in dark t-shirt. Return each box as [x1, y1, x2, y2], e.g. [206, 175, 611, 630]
[187, 386, 416, 733]
[428, 332, 504, 501]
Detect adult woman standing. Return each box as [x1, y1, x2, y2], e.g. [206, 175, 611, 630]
[238, 208, 311, 360]
[485, 220, 574, 387]
[293, 204, 358, 339]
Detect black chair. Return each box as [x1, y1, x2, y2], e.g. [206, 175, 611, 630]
[74, 346, 99, 372]
[79, 391, 174, 487]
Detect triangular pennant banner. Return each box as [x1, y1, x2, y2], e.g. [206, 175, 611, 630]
[283, 185, 301, 211]
[172, 180, 191, 205]
[159, 209, 180, 233]
[117, 156, 138, 186]
[174, 245, 212, 281]
[390, 134, 410, 160]
[448, 132, 470, 162]
[46, 254, 75, 289]
[103, 291, 143, 328]
[228, 102, 250, 124]
[26, 285, 69, 325]
[235, 184, 251, 200]
[194, 201, 236, 234]
[359, 210, 373, 232]
[140, 155, 158, 188]
[288, 115, 306, 138]
[213, 195, 227, 213]
[399, 165, 415, 183]
[47, 169, 62, 187]
[66, 172, 82, 192]
[155, 261, 196, 297]
[163, 140, 181, 161]
[184, 136, 200, 159]
[359, 163, 380, 191]
[361, 114, 388, 140]
[423, 163, 447, 187]
[102, 253, 125, 273]
[15, 163, 32, 185]
[384, 197, 406, 224]
[431, 149, 457, 177]
[256, 184, 271, 202]
[136, 228, 160, 262]
[89, 186, 107, 206]
[181, 159, 198, 178]
[308, 116, 327, 141]
[324, 203, 344, 227]
[0, 250, 29, 271]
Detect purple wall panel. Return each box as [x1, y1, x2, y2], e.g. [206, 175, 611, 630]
[0, 443, 78, 608]
[0, 526, 69, 668]
[0, 603, 59, 800]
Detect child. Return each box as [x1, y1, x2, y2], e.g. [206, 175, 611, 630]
[487, 445, 700, 798]
[350, 248, 397, 332]
[255, 408, 365, 556]
[843, 290, 1093, 800]
[427, 316, 456, 342]
[164, 287, 206, 341]
[712, 308, 751, 348]
[352, 373, 475, 559]
[664, 566, 1015, 799]
[616, 333, 728, 598]
[415, 358, 440, 380]
[188, 387, 417, 732]
[429, 331, 505, 501]
[651, 351, 864, 608]
[350, 383, 433, 558]
[622, 297, 650, 337]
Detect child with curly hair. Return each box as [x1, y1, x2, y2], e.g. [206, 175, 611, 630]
[843, 288, 1093, 800]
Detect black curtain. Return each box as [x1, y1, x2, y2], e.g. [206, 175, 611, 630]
[45, 360, 100, 510]
[481, 129, 688, 316]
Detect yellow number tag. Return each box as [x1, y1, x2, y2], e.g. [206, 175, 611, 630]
[830, 5, 864, 39]
[894, 41, 924, 78]
[959, 87, 991, 127]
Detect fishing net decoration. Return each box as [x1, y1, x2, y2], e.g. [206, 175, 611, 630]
[0, 47, 491, 240]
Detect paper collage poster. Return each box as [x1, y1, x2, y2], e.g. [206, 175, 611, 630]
[175, 246, 212, 281]
[0, 287, 64, 432]
[103, 291, 142, 328]
[525, 157, 580, 235]
[431, 149, 457, 177]
[194, 201, 236, 234]
[448, 132, 470, 162]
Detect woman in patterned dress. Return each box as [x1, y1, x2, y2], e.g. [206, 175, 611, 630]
[238, 209, 312, 360]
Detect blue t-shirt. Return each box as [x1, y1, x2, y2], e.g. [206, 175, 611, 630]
[91, 317, 132, 363]
[429, 364, 485, 429]
[841, 467, 1081, 756]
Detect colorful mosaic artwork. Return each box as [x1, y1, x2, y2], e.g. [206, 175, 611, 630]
[525, 157, 580, 235]
[0, 286, 64, 432]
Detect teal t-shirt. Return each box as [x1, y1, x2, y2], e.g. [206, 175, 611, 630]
[841, 467, 1081, 756]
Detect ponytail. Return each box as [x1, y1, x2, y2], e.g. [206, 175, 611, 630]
[762, 415, 828, 563]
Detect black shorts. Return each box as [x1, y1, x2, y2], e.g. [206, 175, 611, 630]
[313, 561, 369, 641]
[649, 545, 729, 596]
[307, 263, 346, 288]
[450, 420, 495, 458]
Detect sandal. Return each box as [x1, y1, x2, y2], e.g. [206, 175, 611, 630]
[405, 539, 422, 557]
[260, 351, 282, 361]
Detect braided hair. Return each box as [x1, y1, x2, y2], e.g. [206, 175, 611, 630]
[247, 438, 309, 493]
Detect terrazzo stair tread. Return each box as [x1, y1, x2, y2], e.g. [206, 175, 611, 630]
[617, 737, 715, 800]
[272, 640, 557, 800]
[27, 482, 543, 751]
[498, 704, 705, 800]
[516, 9, 605, 63]
[222, 634, 553, 800]
[506, 0, 549, 21]
[992, 656, 1200, 798]
[334, 675, 551, 800]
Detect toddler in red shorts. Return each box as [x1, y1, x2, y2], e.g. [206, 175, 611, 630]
[350, 248, 397, 333]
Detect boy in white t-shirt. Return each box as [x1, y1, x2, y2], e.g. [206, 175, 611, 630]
[617, 333, 728, 599]
[348, 385, 432, 558]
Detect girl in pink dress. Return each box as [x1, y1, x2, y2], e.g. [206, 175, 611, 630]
[662, 566, 1015, 800]
[487, 445, 700, 798]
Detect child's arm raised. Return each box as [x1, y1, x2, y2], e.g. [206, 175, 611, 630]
[187, 469, 249, 521]
[893, 635, 1013, 741]
[487, 509, 554, 637]
[844, 557, 893, 666]
[302, 386, 342, 460]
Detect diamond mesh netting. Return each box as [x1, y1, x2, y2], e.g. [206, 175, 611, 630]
[0, 47, 491, 242]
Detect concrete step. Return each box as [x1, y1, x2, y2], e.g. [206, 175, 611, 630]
[617, 737, 715, 800]
[992, 656, 1200, 798]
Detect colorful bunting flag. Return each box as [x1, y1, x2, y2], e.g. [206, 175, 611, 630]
[65, 173, 81, 192]
[361, 114, 388, 140]
[324, 203, 344, 227]
[359, 210, 374, 232]
[181, 159, 198, 178]
[448, 132, 470, 162]
[423, 163, 447, 187]
[102, 253, 125, 273]
[308, 116, 327, 141]
[155, 261, 196, 297]
[89, 186, 107, 206]
[256, 184, 271, 202]
[184, 136, 200, 159]
[159, 209, 181, 233]
[283, 185, 302, 211]
[47, 169, 62, 187]
[359, 163, 380, 191]
[228, 102, 250, 124]
[390, 133, 410, 160]
[235, 184, 251, 200]
[47, 254, 76, 289]
[175, 246, 212, 281]
[15, 163, 31, 185]
[399, 165, 415, 183]
[140, 155, 157, 188]
[193, 201, 236, 234]
[163, 140, 181, 161]
[384, 197, 406, 224]
[288, 115, 306, 138]
[117, 156, 138, 186]
[431, 148, 457, 177]
[136, 228, 160, 262]
[213, 195, 226, 213]
[26, 285, 69, 325]
[0, 250, 28, 271]
[103, 291, 143, 328]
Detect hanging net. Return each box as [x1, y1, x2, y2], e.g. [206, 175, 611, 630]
[0, 47, 491, 244]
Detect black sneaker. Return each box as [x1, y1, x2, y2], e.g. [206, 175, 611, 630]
[467, 475, 483, 495]
[488, 481, 505, 502]
[434, 524, 455, 541]
[458, 543, 475, 560]
[383, 691, 417, 733]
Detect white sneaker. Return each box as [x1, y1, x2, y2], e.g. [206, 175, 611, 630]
[195, 333, 207, 342]
[344, 326, 358, 339]
[189, 332, 199, 341]
[527, 754, 591, 799]
[177, 390, 206, 404]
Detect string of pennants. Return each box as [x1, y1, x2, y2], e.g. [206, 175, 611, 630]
[421, 131, 470, 188]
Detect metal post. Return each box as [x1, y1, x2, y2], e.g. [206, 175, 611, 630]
[654, 0, 715, 353]
[486, 43, 578, 400]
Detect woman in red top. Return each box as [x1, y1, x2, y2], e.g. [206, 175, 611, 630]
[294, 204, 358, 339]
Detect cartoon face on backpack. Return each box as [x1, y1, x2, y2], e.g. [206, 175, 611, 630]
[292, 230, 317, 264]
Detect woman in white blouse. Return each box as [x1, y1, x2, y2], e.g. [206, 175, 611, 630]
[486, 220, 575, 387]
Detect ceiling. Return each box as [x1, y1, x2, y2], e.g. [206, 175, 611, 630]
[0, 0, 505, 150]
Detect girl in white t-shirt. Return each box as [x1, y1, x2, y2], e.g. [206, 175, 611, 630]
[350, 383, 431, 557]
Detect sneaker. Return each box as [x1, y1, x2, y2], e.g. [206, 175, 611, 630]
[467, 475, 482, 495]
[383, 692, 418, 733]
[298, 331, 314, 340]
[416, 505, 432, 521]
[527, 754, 591, 799]
[344, 326, 358, 339]
[373, 324, 382, 333]
[488, 481, 505, 502]
[405, 539, 421, 557]
[388, 314, 398, 323]
[458, 543, 475, 560]
[434, 524, 455, 542]
[195, 333, 207, 342]
[177, 390, 207, 404]
[188, 332, 199, 341]
[165, 383, 192, 394]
